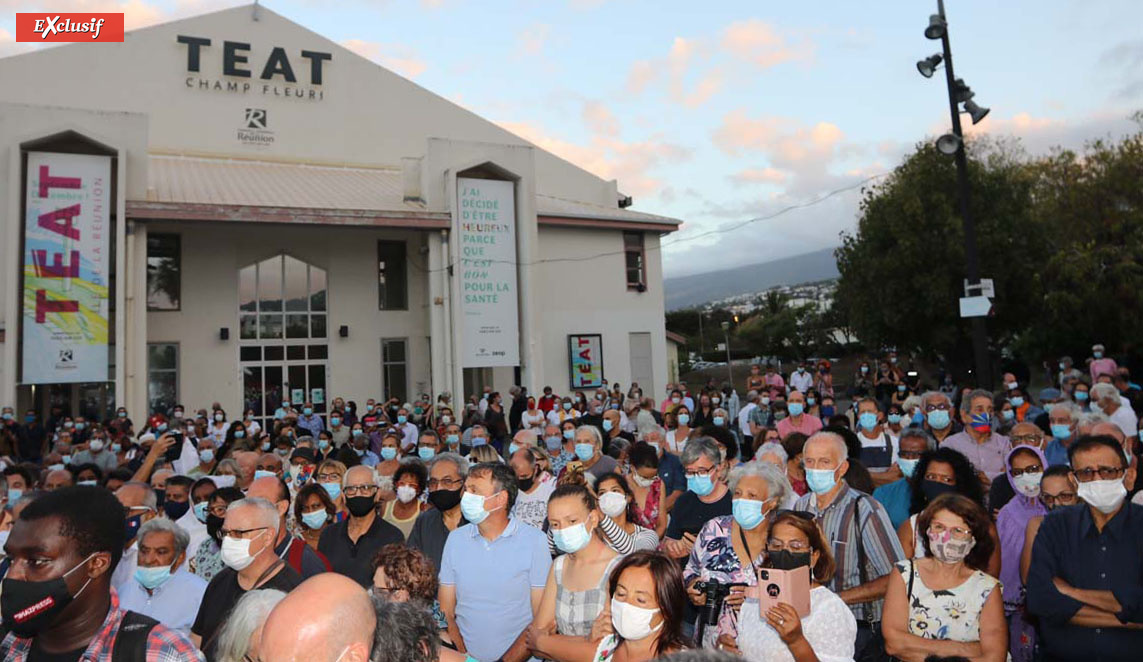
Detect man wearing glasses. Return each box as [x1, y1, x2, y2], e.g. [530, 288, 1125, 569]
[408, 453, 470, 570]
[318, 465, 404, 587]
[191, 497, 301, 654]
[1027, 435, 1143, 660]
[920, 391, 960, 446]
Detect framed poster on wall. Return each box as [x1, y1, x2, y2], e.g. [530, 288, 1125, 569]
[568, 334, 603, 389]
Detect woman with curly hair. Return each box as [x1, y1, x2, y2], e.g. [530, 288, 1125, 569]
[896, 447, 1000, 576]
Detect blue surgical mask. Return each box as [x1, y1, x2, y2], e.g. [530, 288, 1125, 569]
[1001, 409, 1015, 421]
[380, 447, 398, 461]
[563, 402, 572, 411]
[254, 470, 276, 481]
[1094, 351, 1104, 359]
[1010, 397, 1025, 407]
[545, 435, 562, 451]
[602, 419, 614, 432]
[806, 398, 816, 406]
[687, 472, 714, 496]
[446, 433, 460, 445]
[318, 439, 330, 451]
[805, 468, 838, 494]
[897, 457, 919, 479]
[418, 447, 436, 461]
[193, 502, 209, 523]
[320, 482, 342, 500]
[677, 414, 690, 426]
[926, 409, 951, 429]
[303, 408, 313, 416]
[397, 415, 408, 424]
[110, 443, 122, 453]
[234, 430, 246, 439]
[353, 429, 365, 438]
[261, 442, 271, 452]
[713, 416, 725, 427]
[887, 414, 902, 425]
[787, 403, 804, 417]
[911, 411, 925, 426]
[8, 489, 23, 501]
[302, 509, 329, 529]
[460, 491, 495, 524]
[1051, 424, 1072, 440]
[509, 443, 520, 455]
[74, 422, 85, 431]
[472, 437, 488, 447]
[563, 429, 575, 440]
[1075, 391, 1089, 402]
[858, 412, 878, 431]
[552, 521, 593, 553]
[575, 443, 595, 461]
[732, 498, 767, 530]
[134, 564, 174, 590]
[330, 417, 341, 427]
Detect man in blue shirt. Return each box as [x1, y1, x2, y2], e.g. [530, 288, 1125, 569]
[439, 462, 550, 662]
[118, 517, 207, 635]
[872, 429, 933, 529]
[1027, 435, 1143, 661]
[296, 401, 324, 438]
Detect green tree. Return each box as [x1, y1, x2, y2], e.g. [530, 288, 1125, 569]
[834, 138, 1048, 380]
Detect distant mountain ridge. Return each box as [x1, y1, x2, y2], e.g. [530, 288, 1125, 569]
[665, 247, 839, 310]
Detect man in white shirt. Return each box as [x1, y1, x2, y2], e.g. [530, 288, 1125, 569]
[394, 406, 419, 450]
[738, 390, 759, 442]
[118, 517, 208, 635]
[1091, 382, 1138, 439]
[790, 362, 814, 394]
[854, 397, 900, 487]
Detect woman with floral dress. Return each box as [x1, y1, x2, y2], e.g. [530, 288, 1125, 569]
[684, 462, 790, 648]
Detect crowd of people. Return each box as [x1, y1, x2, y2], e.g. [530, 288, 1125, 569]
[0, 341, 1140, 662]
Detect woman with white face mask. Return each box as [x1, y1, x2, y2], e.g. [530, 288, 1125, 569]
[883, 493, 1007, 662]
[996, 445, 1047, 662]
[527, 484, 622, 661]
[382, 463, 427, 540]
[588, 551, 688, 661]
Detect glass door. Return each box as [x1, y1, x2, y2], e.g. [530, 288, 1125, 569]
[238, 254, 329, 433]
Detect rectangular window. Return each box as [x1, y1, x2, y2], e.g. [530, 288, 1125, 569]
[378, 241, 408, 310]
[382, 338, 408, 403]
[147, 343, 178, 414]
[146, 234, 181, 310]
[624, 231, 646, 290]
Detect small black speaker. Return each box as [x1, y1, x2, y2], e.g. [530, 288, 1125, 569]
[339, 325, 349, 338]
[219, 327, 229, 341]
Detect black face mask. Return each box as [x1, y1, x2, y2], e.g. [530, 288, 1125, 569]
[428, 488, 462, 512]
[163, 500, 190, 521]
[767, 549, 812, 571]
[346, 495, 377, 518]
[517, 474, 536, 493]
[922, 480, 956, 503]
[1, 553, 94, 637]
[206, 514, 226, 542]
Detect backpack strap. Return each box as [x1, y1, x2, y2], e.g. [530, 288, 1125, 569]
[113, 611, 159, 662]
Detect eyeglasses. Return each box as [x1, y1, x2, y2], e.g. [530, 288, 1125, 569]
[207, 504, 229, 517]
[684, 467, 716, 478]
[928, 522, 972, 541]
[427, 477, 463, 490]
[924, 403, 952, 412]
[1010, 434, 1042, 446]
[1009, 464, 1043, 477]
[1041, 491, 1077, 506]
[369, 585, 396, 599]
[344, 484, 378, 497]
[1073, 466, 1125, 483]
[923, 473, 956, 485]
[219, 526, 268, 540]
[316, 472, 343, 482]
[766, 539, 812, 552]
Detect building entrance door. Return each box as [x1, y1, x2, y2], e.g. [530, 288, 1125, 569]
[237, 254, 329, 433]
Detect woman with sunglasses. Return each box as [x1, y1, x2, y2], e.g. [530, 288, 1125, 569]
[727, 510, 856, 662]
[883, 493, 1007, 662]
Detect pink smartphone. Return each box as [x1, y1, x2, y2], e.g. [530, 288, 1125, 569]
[757, 565, 811, 618]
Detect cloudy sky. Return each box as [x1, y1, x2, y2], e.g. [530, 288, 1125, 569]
[4, 0, 1142, 277]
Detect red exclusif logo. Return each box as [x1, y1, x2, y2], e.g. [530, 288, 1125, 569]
[15, 13, 124, 42]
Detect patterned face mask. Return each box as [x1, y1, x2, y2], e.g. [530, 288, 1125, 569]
[927, 528, 975, 564]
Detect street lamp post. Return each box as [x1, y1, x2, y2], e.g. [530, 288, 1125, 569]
[721, 321, 732, 386]
[925, 0, 991, 388]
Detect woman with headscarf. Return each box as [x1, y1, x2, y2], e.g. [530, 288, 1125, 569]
[996, 444, 1047, 662]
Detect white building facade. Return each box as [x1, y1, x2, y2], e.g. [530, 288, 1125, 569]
[0, 5, 679, 430]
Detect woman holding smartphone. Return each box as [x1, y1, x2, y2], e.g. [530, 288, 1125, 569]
[729, 511, 857, 662]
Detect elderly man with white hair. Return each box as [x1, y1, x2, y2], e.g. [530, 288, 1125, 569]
[191, 497, 303, 653]
[795, 431, 905, 659]
[119, 517, 208, 635]
[1091, 382, 1137, 439]
[1045, 401, 1084, 467]
[639, 424, 686, 510]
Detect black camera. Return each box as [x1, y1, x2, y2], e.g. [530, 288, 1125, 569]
[692, 579, 746, 626]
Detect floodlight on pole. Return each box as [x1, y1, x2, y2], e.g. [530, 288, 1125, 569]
[936, 133, 962, 155]
[924, 14, 947, 39]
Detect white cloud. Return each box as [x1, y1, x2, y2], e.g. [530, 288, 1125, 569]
[341, 39, 427, 79]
